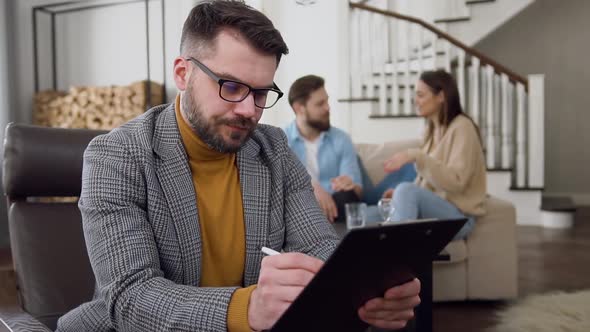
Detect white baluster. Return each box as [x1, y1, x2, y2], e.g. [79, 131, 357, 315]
[457, 49, 466, 108]
[430, 31, 437, 70]
[390, 60, 400, 116]
[378, 64, 387, 116]
[388, 13, 397, 65]
[494, 74, 501, 167]
[388, 18, 400, 116]
[501, 74, 512, 169]
[516, 83, 526, 188]
[444, 39, 452, 73]
[384, 62, 394, 116]
[360, 11, 372, 98]
[403, 21, 412, 115]
[350, 9, 362, 98]
[367, 13, 378, 99]
[479, 66, 487, 149]
[418, 27, 424, 75]
[470, 57, 480, 125]
[528, 74, 545, 188]
[485, 65, 495, 168]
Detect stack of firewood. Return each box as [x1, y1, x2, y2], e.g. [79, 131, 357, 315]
[33, 80, 164, 129]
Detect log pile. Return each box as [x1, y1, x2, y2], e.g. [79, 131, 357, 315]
[33, 80, 164, 129]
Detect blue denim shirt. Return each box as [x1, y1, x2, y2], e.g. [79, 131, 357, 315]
[284, 121, 362, 194]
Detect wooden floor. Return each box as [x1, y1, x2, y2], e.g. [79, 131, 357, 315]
[432, 206, 590, 332]
[1, 208, 589, 331]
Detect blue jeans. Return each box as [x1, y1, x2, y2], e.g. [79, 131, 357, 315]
[362, 163, 417, 205]
[390, 182, 475, 240]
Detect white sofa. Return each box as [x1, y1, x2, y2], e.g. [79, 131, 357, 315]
[355, 139, 518, 301]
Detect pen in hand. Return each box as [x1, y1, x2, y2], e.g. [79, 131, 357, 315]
[261, 246, 280, 256]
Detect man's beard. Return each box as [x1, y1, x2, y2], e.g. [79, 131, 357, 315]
[306, 115, 330, 132]
[181, 84, 255, 153]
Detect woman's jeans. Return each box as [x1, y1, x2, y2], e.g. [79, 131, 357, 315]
[389, 182, 475, 240]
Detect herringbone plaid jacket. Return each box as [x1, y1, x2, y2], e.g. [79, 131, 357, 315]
[56, 103, 339, 331]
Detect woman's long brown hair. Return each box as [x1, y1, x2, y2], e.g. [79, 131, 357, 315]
[419, 70, 483, 149]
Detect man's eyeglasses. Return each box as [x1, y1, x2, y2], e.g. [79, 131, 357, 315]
[185, 57, 283, 109]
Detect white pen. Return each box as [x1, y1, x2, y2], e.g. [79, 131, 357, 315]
[261, 246, 280, 256]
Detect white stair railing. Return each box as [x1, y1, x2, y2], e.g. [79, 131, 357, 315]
[348, 2, 545, 189]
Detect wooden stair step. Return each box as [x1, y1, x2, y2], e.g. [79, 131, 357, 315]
[541, 196, 577, 212]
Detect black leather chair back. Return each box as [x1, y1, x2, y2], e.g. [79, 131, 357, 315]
[2, 123, 107, 330]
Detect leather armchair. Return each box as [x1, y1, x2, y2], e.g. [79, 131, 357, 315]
[1, 123, 106, 331]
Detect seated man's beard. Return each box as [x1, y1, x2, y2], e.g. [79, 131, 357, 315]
[182, 93, 254, 153]
[307, 118, 330, 132]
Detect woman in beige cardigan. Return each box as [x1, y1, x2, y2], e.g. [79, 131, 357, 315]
[383, 70, 486, 239]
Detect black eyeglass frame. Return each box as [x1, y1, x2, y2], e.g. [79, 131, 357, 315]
[185, 57, 284, 109]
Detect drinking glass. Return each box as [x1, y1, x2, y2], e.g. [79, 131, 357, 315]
[345, 202, 367, 230]
[377, 198, 395, 222]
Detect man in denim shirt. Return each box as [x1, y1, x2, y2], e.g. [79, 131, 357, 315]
[284, 75, 362, 223]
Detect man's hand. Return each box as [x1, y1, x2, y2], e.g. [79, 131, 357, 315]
[312, 182, 338, 223]
[384, 151, 414, 173]
[330, 175, 355, 192]
[382, 188, 395, 199]
[248, 253, 324, 331]
[358, 278, 421, 330]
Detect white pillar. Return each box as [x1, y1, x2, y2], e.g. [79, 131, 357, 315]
[528, 74, 545, 188]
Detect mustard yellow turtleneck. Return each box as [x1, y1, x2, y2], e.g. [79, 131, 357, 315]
[175, 95, 255, 332]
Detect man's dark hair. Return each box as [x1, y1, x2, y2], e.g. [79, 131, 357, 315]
[180, 0, 288, 64]
[288, 75, 325, 107]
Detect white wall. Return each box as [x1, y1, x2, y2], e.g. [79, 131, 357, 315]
[389, 0, 435, 22]
[47, 2, 155, 89]
[259, 0, 350, 130]
[476, 0, 590, 199]
[13, 0, 197, 123]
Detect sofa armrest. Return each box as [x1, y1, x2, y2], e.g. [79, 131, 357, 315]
[465, 195, 518, 299]
[0, 310, 51, 332]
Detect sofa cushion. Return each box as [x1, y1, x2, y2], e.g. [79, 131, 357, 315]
[436, 239, 467, 264]
[355, 139, 421, 185]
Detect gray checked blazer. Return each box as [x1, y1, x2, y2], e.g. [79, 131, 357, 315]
[56, 103, 340, 332]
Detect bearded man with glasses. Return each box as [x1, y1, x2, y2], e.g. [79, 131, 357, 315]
[56, 1, 420, 332]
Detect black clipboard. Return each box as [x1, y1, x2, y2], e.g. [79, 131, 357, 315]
[270, 218, 467, 332]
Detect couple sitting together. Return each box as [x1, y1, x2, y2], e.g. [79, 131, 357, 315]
[284, 72, 486, 241]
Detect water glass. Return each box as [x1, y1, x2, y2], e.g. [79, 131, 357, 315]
[377, 198, 395, 222]
[345, 202, 367, 230]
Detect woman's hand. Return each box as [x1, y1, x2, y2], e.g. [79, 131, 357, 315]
[382, 188, 394, 199]
[384, 151, 415, 173]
